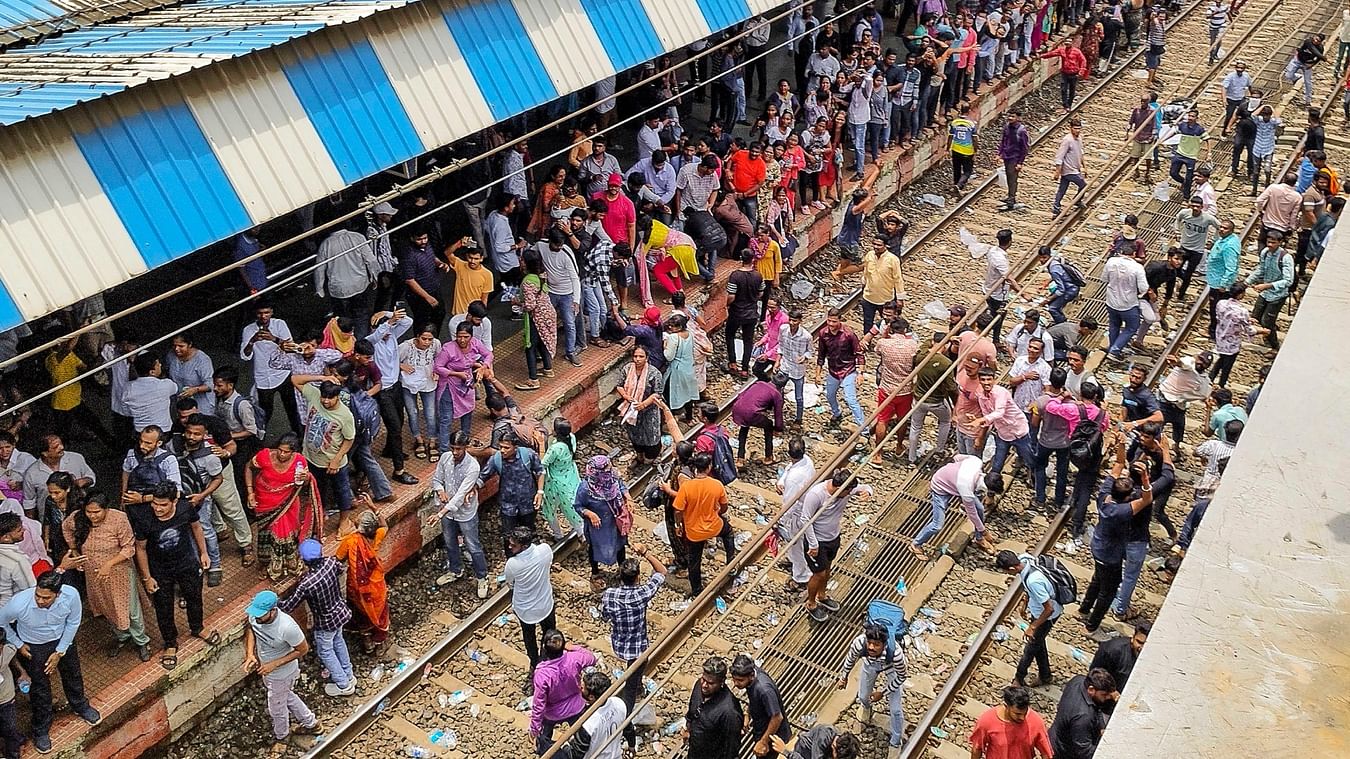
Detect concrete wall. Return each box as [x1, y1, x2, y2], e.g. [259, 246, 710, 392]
[84, 56, 1059, 759]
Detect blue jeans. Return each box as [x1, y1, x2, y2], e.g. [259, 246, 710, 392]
[581, 282, 606, 339]
[824, 371, 865, 426]
[1033, 446, 1071, 507]
[351, 440, 393, 500]
[436, 389, 472, 450]
[1283, 59, 1314, 101]
[731, 77, 747, 123]
[955, 430, 978, 456]
[991, 433, 1036, 476]
[402, 387, 436, 439]
[197, 497, 220, 571]
[914, 491, 953, 547]
[1177, 497, 1210, 550]
[850, 122, 867, 172]
[858, 659, 906, 747]
[784, 375, 805, 423]
[866, 121, 888, 162]
[890, 103, 918, 143]
[1112, 540, 1149, 615]
[1106, 305, 1141, 356]
[548, 291, 578, 357]
[314, 627, 354, 688]
[1046, 291, 1076, 324]
[1052, 173, 1086, 213]
[441, 514, 488, 579]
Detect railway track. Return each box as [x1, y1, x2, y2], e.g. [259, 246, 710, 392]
[286, 0, 1341, 757]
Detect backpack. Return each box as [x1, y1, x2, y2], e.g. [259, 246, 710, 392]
[509, 414, 549, 454]
[1053, 257, 1088, 289]
[1067, 404, 1104, 468]
[1030, 554, 1078, 605]
[174, 444, 216, 496]
[127, 450, 172, 494]
[344, 389, 382, 444]
[230, 394, 267, 438]
[865, 600, 910, 662]
[697, 426, 738, 484]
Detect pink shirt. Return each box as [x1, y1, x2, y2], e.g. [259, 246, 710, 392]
[957, 331, 998, 369]
[977, 385, 1030, 441]
[1044, 398, 1108, 434]
[954, 370, 983, 435]
[592, 191, 636, 244]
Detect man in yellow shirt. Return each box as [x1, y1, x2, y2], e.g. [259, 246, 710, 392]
[44, 337, 116, 448]
[444, 236, 495, 317]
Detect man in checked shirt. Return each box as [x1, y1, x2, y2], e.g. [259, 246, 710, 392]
[600, 542, 667, 753]
[279, 539, 355, 696]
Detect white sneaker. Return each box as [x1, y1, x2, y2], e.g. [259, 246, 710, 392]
[324, 681, 357, 697]
[435, 570, 463, 587]
[477, 579, 490, 599]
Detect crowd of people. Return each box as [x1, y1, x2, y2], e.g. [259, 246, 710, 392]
[0, 0, 1338, 757]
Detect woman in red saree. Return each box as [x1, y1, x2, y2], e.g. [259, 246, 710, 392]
[337, 500, 390, 653]
[245, 432, 321, 581]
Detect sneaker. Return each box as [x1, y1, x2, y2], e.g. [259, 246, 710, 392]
[137, 642, 152, 662]
[477, 579, 490, 599]
[565, 354, 582, 367]
[435, 570, 463, 587]
[206, 569, 223, 587]
[75, 704, 102, 726]
[325, 681, 358, 697]
[807, 604, 830, 623]
[34, 734, 52, 754]
[818, 597, 841, 613]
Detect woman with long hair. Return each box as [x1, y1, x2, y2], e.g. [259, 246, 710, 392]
[663, 314, 700, 424]
[540, 417, 584, 541]
[823, 110, 848, 204]
[616, 346, 663, 466]
[433, 323, 492, 446]
[398, 325, 441, 462]
[336, 500, 390, 654]
[245, 433, 322, 581]
[516, 248, 558, 391]
[61, 492, 150, 660]
[42, 471, 79, 569]
[528, 164, 568, 238]
[573, 456, 632, 590]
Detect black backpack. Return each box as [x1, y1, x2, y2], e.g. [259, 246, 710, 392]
[175, 444, 217, 496]
[697, 426, 738, 485]
[1030, 554, 1078, 605]
[1054, 257, 1088, 289]
[343, 388, 382, 444]
[127, 450, 172, 494]
[1067, 404, 1104, 468]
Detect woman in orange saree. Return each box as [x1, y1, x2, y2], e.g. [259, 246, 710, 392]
[337, 500, 390, 653]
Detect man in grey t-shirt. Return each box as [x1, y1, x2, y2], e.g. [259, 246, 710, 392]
[244, 591, 319, 753]
[1173, 196, 1220, 300]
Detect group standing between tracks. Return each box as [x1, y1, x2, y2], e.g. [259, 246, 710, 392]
[0, 0, 1344, 757]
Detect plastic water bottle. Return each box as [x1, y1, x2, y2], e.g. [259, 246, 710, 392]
[370, 665, 385, 682]
[405, 746, 433, 757]
[662, 717, 686, 736]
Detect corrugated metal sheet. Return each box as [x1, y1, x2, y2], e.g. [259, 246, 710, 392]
[694, 0, 750, 33]
[636, 0, 710, 49]
[0, 113, 145, 320]
[181, 50, 345, 222]
[0, 0, 764, 331]
[0, 0, 179, 47]
[512, 0, 612, 95]
[365, 2, 494, 148]
[745, 0, 780, 13]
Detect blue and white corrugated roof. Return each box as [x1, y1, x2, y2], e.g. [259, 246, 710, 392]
[0, 0, 774, 331]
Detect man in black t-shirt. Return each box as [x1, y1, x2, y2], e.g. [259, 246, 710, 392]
[131, 482, 215, 670]
[725, 249, 765, 378]
[730, 654, 791, 758]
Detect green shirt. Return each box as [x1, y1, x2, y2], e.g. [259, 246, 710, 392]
[914, 352, 957, 401]
[299, 383, 355, 468]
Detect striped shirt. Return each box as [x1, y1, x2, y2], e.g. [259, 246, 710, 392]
[1207, 3, 1229, 32]
[837, 632, 909, 692]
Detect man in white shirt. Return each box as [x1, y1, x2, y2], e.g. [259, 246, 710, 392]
[559, 670, 627, 759]
[800, 470, 873, 622]
[1003, 309, 1049, 358]
[636, 114, 666, 158]
[239, 302, 297, 433]
[1064, 347, 1099, 401]
[775, 438, 816, 592]
[428, 433, 488, 598]
[313, 228, 379, 336]
[243, 590, 319, 755]
[367, 308, 413, 474]
[981, 229, 1016, 345]
[1102, 250, 1149, 362]
[122, 352, 179, 433]
[20, 435, 95, 514]
[504, 526, 556, 669]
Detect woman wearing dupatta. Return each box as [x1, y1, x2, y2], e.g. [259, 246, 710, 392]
[515, 249, 557, 392]
[319, 316, 356, 357]
[615, 346, 663, 465]
[541, 417, 584, 541]
[337, 502, 390, 653]
[433, 323, 492, 446]
[573, 456, 632, 590]
[528, 165, 567, 238]
[245, 432, 322, 580]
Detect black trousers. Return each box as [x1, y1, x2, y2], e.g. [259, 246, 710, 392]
[737, 415, 775, 460]
[745, 45, 769, 99]
[1206, 289, 1229, 338]
[985, 295, 1009, 345]
[1081, 558, 1124, 630]
[1015, 614, 1056, 684]
[1160, 399, 1186, 445]
[375, 382, 407, 471]
[1060, 73, 1078, 110]
[952, 152, 974, 189]
[684, 520, 736, 595]
[621, 658, 648, 748]
[725, 317, 756, 371]
[520, 606, 558, 670]
[1210, 352, 1238, 387]
[151, 565, 204, 649]
[256, 383, 302, 437]
[1069, 465, 1100, 538]
[25, 639, 90, 737]
[0, 700, 22, 757]
[1176, 247, 1203, 300]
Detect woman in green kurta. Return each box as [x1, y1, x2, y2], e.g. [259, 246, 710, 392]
[540, 416, 584, 541]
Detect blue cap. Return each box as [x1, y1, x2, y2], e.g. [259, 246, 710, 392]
[298, 539, 323, 561]
[246, 590, 278, 618]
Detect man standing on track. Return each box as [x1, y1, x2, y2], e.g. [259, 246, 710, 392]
[1079, 434, 1152, 636]
[996, 551, 1063, 690]
[685, 657, 743, 759]
[1174, 195, 1221, 303]
[1051, 118, 1087, 218]
[730, 654, 792, 759]
[800, 469, 873, 623]
[970, 686, 1053, 759]
[600, 543, 666, 754]
[947, 104, 979, 193]
[834, 618, 908, 759]
[997, 108, 1031, 211]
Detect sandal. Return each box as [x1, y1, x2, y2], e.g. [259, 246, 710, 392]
[428, 446, 440, 463]
[160, 650, 178, 671]
[241, 545, 256, 568]
[590, 575, 607, 592]
[197, 630, 222, 647]
[413, 442, 428, 460]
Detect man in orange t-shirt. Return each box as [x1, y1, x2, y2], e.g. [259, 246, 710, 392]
[970, 685, 1053, 759]
[673, 452, 734, 596]
[725, 142, 767, 224]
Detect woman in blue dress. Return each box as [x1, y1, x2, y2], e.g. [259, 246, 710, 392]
[573, 455, 633, 591]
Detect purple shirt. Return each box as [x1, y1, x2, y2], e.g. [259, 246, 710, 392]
[732, 380, 784, 430]
[997, 121, 1030, 164]
[816, 327, 862, 379]
[433, 338, 491, 418]
[531, 647, 597, 735]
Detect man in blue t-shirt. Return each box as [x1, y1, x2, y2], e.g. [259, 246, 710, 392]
[946, 104, 979, 192]
[997, 550, 1063, 688]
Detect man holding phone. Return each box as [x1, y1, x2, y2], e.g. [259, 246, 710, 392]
[240, 302, 300, 434]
